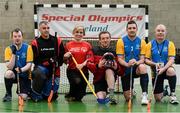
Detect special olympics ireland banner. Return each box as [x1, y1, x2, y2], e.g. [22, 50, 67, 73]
[35, 4, 148, 39]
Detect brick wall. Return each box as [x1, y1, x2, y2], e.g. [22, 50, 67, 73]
[0, 0, 180, 62]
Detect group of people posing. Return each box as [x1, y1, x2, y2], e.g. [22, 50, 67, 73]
[2, 20, 179, 105]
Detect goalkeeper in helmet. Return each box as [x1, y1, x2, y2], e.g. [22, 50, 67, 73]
[88, 31, 124, 104]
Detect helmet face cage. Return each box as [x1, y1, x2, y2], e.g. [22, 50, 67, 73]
[103, 52, 115, 68]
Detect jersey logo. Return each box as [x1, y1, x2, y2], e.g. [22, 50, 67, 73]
[21, 52, 26, 59]
[70, 47, 88, 53]
[135, 44, 140, 50]
[32, 37, 62, 57]
[163, 47, 168, 52]
[81, 47, 88, 52]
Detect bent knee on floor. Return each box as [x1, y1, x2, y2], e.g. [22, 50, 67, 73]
[124, 90, 131, 101]
[4, 70, 15, 79]
[166, 67, 176, 76]
[137, 64, 147, 73]
[154, 94, 163, 102]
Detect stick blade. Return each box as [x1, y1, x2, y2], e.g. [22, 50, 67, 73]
[128, 99, 132, 113]
[48, 90, 53, 103]
[147, 102, 151, 113]
[19, 105, 24, 112]
[97, 98, 110, 104]
[18, 96, 24, 106]
[128, 99, 131, 108]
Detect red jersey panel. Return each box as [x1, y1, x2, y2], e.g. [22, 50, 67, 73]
[87, 46, 125, 83]
[65, 40, 93, 69]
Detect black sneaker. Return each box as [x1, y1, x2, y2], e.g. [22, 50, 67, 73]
[52, 93, 59, 101]
[109, 95, 117, 105]
[163, 85, 170, 97]
[65, 96, 76, 102]
[65, 93, 71, 98]
[110, 98, 117, 105]
[65, 93, 76, 102]
[2, 94, 12, 102]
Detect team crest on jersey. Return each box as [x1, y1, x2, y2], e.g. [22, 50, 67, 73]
[70, 47, 80, 52]
[70, 47, 87, 52]
[21, 52, 26, 59]
[163, 47, 168, 52]
[81, 47, 88, 52]
[135, 44, 140, 50]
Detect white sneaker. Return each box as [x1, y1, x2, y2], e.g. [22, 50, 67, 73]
[141, 92, 148, 105]
[133, 89, 137, 98]
[170, 94, 179, 104]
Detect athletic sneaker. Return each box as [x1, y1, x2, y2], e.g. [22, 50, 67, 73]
[52, 93, 59, 101]
[109, 97, 117, 105]
[107, 94, 117, 105]
[2, 94, 12, 102]
[133, 90, 137, 98]
[65, 93, 76, 102]
[65, 96, 76, 102]
[170, 93, 179, 104]
[65, 93, 71, 98]
[141, 92, 148, 105]
[163, 85, 170, 97]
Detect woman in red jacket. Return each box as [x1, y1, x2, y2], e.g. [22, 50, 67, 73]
[64, 25, 93, 101]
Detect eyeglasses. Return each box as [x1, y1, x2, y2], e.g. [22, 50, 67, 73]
[42, 27, 50, 30]
[75, 31, 84, 34]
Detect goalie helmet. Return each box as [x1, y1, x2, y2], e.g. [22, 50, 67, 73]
[102, 52, 115, 68]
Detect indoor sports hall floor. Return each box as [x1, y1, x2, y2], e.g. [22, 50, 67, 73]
[0, 84, 179, 112]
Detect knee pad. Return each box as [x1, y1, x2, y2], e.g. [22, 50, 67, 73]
[32, 65, 49, 94]
[42, 77, 60, 96]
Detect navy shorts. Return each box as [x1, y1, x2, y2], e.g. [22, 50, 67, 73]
[94, 70, 117, 93]
[121, 65, 139, 91]
[151, 67, 171, 94]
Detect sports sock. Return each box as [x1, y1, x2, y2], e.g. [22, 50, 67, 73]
[140, 73, 149, 93]
[167, 75, 176, 93]
[109, 88, 114, 99]
[4, 78, 13, 96]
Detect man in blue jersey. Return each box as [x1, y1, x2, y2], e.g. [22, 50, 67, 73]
[116, 20, 149, 105]
[145, 24, 179, 104]
[3, 28, 33, 102]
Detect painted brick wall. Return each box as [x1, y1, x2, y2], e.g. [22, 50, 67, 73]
[0, 0, 180, 62]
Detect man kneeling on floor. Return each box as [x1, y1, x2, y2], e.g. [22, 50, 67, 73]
[30, 21, 65, 102]
[3, 28, 33, 102]
[88, 31, 124, 104]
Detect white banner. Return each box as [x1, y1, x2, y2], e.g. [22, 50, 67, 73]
[36, 7, 146, 39]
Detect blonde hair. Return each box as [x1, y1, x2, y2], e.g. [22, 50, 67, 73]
[72, 25, 85, 36]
